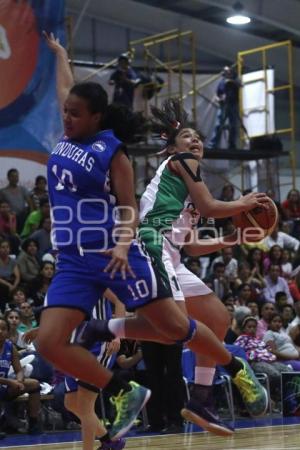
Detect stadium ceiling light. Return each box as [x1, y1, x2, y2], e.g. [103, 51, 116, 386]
[226, 1, 251, 25]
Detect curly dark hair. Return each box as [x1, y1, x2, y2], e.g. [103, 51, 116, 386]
[150, 98, 189, 146]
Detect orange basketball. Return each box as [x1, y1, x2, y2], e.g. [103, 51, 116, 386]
[233, 198, 278, 242]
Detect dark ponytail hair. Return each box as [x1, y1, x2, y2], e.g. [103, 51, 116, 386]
[150, 98, 189, 145]
[103, 103, 146, 144]
[69, 82, 146, 144]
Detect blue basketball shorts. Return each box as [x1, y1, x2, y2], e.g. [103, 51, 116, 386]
[45, 240, 171, 317]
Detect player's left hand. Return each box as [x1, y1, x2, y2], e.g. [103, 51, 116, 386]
[102, 245, 136, 280]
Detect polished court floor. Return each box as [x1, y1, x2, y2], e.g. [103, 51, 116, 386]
[1, 417, 300, 450]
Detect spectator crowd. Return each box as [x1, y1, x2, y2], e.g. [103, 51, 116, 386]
[0, 167, 300, 437]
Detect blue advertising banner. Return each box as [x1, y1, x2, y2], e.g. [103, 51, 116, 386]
[0, 0, 65, 173]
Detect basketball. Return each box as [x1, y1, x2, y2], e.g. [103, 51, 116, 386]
[233, 198, 278, 242]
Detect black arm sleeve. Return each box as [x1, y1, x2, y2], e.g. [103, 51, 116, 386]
[171, 152, 202, 182]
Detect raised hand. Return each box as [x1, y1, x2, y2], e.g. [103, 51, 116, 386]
[43, 31, 65, 54]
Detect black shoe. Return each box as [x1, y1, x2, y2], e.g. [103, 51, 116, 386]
[76, 319, 115, 349]
[181, 384, 234, 437]
[161, 423, 184, 434]
[0, 432, 5, 439]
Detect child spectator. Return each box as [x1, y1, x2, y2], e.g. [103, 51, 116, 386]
[235, 315, 293, 401]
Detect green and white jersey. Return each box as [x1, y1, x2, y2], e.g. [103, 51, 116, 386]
[139, 155, 200, 247]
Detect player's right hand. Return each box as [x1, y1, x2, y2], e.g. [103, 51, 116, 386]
[240, 192, 269, 211]
[43, 31, 65, 54]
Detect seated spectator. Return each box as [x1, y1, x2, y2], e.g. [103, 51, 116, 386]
[234, 283, 253, 307]
[256, 301, 276, 339]
[246, 300, 259, 320]
[20, 196, 50, 240]
[224, 305, 251, 344]
[16, 238, 40, 287]
[0, 317, 41, 434]
[210, 247, 238, 284]
[281, 189, 300, 238]
[275, 291, 289, 312]
[281, 189, 300, 220]
[247, 247, 265, 280]
[235, 315, 293, 401]
[281, 304, 295, 331]
[263, 223, 300, 253]
[0, 239, 20, 312]
[281, 249, 293, 279]
[30, 175, 48, 210]
[234, 261, 265, 294]
[263, 313, 300, 371]
[4, 309, 35, 355]
[204, 261, 230, 299]
[29, 261, 55, 308]
[263, 245, 284, 274]
[0, 200, 20, 255]
[8, 286, 29, 309]
[287, 302, 300, 345]
[17, 302, 38, 333]
[0, 168, 34, 233]
[29, 217, 52, 261]
[263, 264, 293, 304]
[288, 266, 300, 303]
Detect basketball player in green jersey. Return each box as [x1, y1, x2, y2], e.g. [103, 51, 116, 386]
[138, 99, 269, 435]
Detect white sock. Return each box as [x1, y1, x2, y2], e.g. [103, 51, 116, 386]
[108, 318, 126, 338]
[195, 367, 216, 386]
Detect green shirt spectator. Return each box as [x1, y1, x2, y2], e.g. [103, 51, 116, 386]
[20, 197, 50, 239]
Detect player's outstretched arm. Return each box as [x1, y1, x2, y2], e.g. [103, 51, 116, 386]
[43, 31, 74, 111]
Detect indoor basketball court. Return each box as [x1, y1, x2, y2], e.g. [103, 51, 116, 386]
[0, 1, 299, 450]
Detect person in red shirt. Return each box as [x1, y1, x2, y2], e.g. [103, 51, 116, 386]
[282, 189, 300, 220]
[288, 267, 300, 303]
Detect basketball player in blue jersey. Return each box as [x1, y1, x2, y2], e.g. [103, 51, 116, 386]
[36, 33, 267, 440]
[26, 291, 125, 450]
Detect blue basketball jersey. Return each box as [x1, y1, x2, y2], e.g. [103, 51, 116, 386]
[0, 340, 13, 379]
[47, 130, 122, 250]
